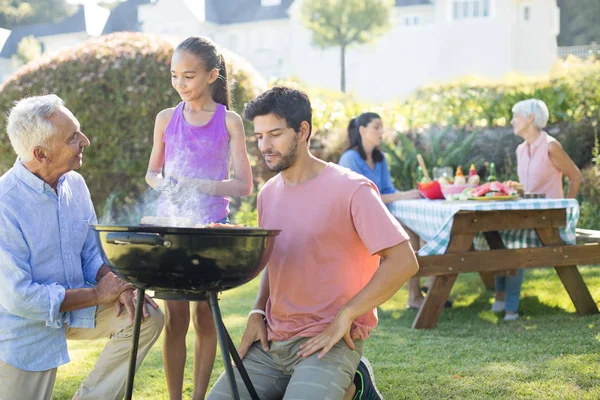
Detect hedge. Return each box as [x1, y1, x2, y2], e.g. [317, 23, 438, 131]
[0, 32, 266, 222]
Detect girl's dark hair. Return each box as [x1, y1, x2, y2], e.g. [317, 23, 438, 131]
[176, 36, 230, 109]
[347, 112, 383, 162]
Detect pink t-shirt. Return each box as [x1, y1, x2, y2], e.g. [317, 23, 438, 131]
[516, 131, 564, 199]
[258, 163, 408, 342]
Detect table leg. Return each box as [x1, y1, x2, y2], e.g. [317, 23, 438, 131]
[554, 266, 599, 315]
[478, 272, 496, 291]
[124, 288, 145, 400]
[412, 274, 458, 329]
[412, 232, 475, 329]
[536, 227, 599, 315]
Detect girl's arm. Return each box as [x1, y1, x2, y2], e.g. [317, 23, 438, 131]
[145, 109, 174, 189]
[182, 111, 253, 197]
[548, 141, 583, 198]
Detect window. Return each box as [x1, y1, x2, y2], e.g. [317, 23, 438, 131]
[453, 2, 460, 20]
[452, 0, 491, 20]
[473, 0, 480, 17]
[261, 0, 281, 6]
[403, 15, 421, 26]
[524, 6, 530, 21]
[462, 1, 469, 18]
[483, 0, 490, 17]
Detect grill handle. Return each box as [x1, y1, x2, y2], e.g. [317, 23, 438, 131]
[106, 232, 172, 248]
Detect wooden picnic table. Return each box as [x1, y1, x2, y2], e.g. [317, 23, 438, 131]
[388, 199, 600, 329]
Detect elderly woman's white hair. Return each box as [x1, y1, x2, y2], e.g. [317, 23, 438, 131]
[511, 99, 550, 130]
[6, 94, 65, 162]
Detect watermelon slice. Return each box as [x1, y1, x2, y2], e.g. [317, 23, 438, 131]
[471, 182, 491, 197]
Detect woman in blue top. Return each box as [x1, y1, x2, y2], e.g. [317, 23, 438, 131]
[339, 112, 420, 202]
[339, 112, 432, 309]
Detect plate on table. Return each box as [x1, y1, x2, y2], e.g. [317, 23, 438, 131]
[468, 195, 520, 201]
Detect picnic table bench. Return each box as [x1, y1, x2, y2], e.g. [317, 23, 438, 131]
[388, 199, 600, 329]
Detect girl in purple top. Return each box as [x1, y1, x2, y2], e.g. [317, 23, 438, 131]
[145, 36, 252, 400]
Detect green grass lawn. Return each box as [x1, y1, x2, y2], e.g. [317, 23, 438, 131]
[53, 267, 600, 399]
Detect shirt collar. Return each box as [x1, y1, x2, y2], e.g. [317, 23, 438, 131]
[529, 131, 546, 150]
[13, 158, 65, 194]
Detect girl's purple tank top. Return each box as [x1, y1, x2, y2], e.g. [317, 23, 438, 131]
[158, 102, 230, 225]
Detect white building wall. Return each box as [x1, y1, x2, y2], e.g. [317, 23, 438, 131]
[139, 0, 204, 36]
[139, 0, 558, 102]
[512, 0, 558, 75]
[39, 32, 91, 54]
[0, 58, 14, 84]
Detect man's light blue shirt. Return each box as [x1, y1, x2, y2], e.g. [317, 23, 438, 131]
[338, 149, 397, 195]
[0, 161, 104, 371]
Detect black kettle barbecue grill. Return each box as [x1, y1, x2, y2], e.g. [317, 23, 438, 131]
[92, 224, 280, 400]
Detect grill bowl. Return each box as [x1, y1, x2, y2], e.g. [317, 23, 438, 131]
[92, 225, 280, 298]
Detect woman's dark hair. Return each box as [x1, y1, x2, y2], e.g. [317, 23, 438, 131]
[176, 36, 230, 109]
[243, 86, 313, 140]
[347, 112, 383, 162]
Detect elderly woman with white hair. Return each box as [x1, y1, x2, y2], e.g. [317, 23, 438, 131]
[491, 98, 583, 321]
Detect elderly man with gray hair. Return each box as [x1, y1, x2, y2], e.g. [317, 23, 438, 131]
[490, 98, 583, 321]
[0, 95, 164, 400]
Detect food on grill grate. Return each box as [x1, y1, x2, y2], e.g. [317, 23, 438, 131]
[198, 222, 246, 228]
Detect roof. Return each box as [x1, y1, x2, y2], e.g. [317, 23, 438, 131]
[0, 5, 111, 58]
[102, 0, 151, 34]
[205, 0, 294, 25]
[205, 0, 432, 25]
[395, 0, 433, 6]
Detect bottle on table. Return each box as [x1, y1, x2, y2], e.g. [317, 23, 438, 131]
[487, 162, 497, 182]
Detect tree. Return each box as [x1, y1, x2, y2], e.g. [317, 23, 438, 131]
[557, 0, 600, 46]
[0, 0, 34, 28]
[300, 0, 393, 92]
[0, 0, 71, 29]
[11, 35, 42, 67]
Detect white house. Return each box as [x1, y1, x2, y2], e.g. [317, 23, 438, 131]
[139, 0, 560, 101]
[0, 0, 146, 85]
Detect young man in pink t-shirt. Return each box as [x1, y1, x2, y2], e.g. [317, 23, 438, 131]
[207, 87, 419, 400]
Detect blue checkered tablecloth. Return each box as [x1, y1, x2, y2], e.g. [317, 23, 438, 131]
[387, 199, 580, 256]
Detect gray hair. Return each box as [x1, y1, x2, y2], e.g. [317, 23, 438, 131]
[6, 94, 65, 162]
[512, 99, 550, 129]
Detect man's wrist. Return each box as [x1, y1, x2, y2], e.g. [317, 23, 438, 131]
[95, 264, 111, 282]
[337, 304, 358, 322]
[91, 286, 101, 305]
[248, 309, 266, 318]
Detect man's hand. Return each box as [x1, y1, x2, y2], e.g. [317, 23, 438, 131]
[94, 272, 133, 304]
[114, 289, 160, 323]
[297, 312, 355, 359]
[238, 313, 269, 360]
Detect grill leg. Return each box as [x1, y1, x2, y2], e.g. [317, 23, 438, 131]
[125, 288, 145, 400]
[208, 291, 240, 400]
[209, 291, 260, 400]
[225, 328, 260, 400]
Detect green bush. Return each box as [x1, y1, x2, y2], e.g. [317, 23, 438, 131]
[0, 32, 265, 222]
[384, 128, 486, 190]
[274, 58, 600, 182]
[578, 166, 600, 229]
[577, 128, 600, 229]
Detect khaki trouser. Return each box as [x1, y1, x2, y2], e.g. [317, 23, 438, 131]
[207, 337, 363, 400]
[0, 302, 164, 400]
